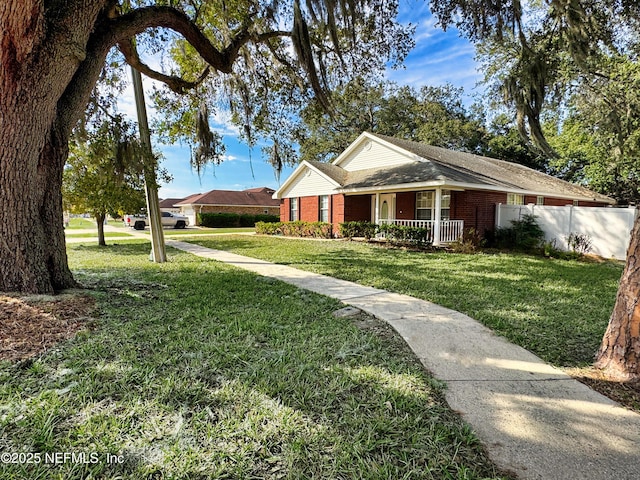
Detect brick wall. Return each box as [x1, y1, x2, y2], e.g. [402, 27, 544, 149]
[280, 199, 289, 222]
[199, 205, 280, 216]
[344, 195, 372, 222]
[539, 197, 572, 206]
[521, 196, 610, 207]
[451, 191, 507, 234]
[331, 194, 345, 230]
[396, 192, 415, 220]
[299, 196, 319, 222]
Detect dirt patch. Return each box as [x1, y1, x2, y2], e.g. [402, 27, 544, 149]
[0, 292, 96, 362]
[564, 366, 640, 413]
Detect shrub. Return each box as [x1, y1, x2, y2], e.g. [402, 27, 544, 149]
[448, 228, 485, 253]
[339, 221, 377, 240]
[377, 223, 431, 246]
[255, 221, 283, 235]
[494, 214, 545, 251]
[543, 239, 582, 260]
[567, 232, 593, 255]
[258, 221, 332, 238]
[198, 212, 279, 228]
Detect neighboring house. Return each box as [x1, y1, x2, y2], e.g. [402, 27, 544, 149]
[158, 198, 184, 213]
[273, 132, 615, 244]
[175, 187, 280, 226]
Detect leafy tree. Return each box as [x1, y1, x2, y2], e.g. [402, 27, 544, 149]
[63, 117, 161, 246]
[431, 0, 640, 379]
[0, 0, 413, 293]
[295, 79, 489, 162]
[485, 113, 547, 171]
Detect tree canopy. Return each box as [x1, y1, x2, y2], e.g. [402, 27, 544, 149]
[63, 115, 171, 245]
[0, 0, 414, 293]
[293, 79, 490, 162]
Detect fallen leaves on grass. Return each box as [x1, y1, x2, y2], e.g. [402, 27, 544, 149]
[0, 293, 95, 362]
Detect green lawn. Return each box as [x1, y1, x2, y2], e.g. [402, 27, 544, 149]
[65, 232, 133, 238]
[130, 227, 255, 236]
[65, 217, 95, 229]
[0, 242, 510, 479]
[186, 235, 623, 367]
[164, 227, 255, 236]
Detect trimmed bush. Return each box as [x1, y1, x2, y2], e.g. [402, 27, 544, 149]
[256, 221, 332, 238]
[255, 221, 283, 235]
[378, 223, 431, 246]
[198, 212, 279, 227]
[339, 221, 377, 240]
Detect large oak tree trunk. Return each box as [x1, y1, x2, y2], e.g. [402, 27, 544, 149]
[0, 0, 106, 293]
[594, 215, 640, 380]
[0, 99, 77, 293]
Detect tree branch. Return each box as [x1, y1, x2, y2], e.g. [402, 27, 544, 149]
[118, 39, 210, 94]
[109, 6, 290, 74]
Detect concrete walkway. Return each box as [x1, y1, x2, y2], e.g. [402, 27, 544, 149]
[165, 239, 640, 480]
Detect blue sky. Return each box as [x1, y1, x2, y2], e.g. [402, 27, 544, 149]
[121, 0, 483, 200]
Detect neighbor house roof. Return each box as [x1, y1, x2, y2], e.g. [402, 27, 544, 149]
[158, 198, 185, 209]
[274, 132, 615, 204]
[176, 187, 279, 207]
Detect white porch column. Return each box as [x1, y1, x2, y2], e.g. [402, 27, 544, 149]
[433, 187, 442, 246]
[374, 193, 380, 224]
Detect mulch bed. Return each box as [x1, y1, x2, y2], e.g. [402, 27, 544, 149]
[0, 293, 95, 362]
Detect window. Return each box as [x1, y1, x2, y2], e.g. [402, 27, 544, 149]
[416, 191, 434, 220]
[441, 190, 451, 221]
[290, 198, 298, 221]
[416, 190, 450, 220]
[573, 199, 579, 206]
[536, 196, 544, 205]
[507, 193, 525, 205]
[319, 195, 329, 222]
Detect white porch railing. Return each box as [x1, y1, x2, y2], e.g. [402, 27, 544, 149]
[378, 219, 464, 244]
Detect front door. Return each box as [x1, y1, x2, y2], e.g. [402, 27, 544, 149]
[378, 194, 394, 222]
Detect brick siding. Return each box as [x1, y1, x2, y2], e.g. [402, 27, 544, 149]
[344, 195, 372, 222]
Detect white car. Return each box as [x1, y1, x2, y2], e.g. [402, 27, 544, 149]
[124, 212, 189, 230]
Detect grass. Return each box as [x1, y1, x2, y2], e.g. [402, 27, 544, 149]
[130, 227, 255, 236]
[65, 232, 133, 239]
[0, 241, 510, 479]
[65, 218, 95, 229]
[164, 227, 255, 236]
[185, 235, 623, 368]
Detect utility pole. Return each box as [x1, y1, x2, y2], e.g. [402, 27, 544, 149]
[131, 66, 166, 262]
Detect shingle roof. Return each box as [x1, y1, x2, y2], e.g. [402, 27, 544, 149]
[333, 133, 614, 203]
[158, 198, 185, 208]
[306, 161, 349, 185]
[175, 187, 279, 207]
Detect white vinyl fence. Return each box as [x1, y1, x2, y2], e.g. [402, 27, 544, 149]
[495, 204, 638, 259]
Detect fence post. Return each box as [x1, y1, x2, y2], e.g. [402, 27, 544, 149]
[496, 203, 502, 228]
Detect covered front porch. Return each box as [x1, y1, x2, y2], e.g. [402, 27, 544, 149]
[347, 188, 464, 245]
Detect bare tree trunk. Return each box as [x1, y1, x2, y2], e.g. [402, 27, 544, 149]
[594, 215, 640, 380]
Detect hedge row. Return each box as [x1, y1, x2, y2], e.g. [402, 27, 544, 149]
[257, 220, 432, 246]
[377, 223, 431, 245]
[339, 221, 431, 245]
[198, 212, 279, 228]
[255, 221, 333, 238]
[338, 221, 377, 239]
